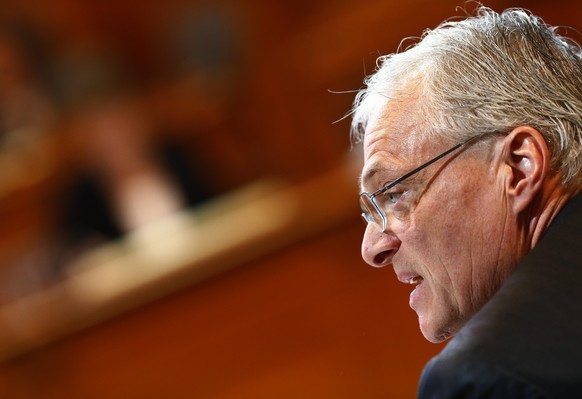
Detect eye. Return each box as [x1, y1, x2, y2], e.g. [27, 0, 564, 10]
[376, 190, 404, 210]
[386, 192, 402, 204]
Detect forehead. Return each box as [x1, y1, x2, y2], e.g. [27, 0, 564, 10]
[360, 96, 436, 188]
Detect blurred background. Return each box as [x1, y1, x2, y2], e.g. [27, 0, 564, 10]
[0, 0, 579, 398]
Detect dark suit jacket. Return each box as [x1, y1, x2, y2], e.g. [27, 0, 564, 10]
[417, 193, 582, 398]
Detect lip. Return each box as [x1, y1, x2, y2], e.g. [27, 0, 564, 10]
[395, 271, 424, 309]
[396, 271, 423, 285]
[409, 279, 424, 310]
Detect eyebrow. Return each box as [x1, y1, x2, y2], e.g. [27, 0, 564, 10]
[359, 164, 399, 190]
[359, 167, 379, 188]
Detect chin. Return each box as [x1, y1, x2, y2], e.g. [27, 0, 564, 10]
[424, 330, 454, 343]
[419, 317, 457, 343]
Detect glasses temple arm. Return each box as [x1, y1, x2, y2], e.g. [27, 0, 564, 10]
[375, 140, 469, 196]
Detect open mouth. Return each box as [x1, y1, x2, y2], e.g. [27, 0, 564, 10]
[407, 276, 424, 285]
[407, 275, 425, 310]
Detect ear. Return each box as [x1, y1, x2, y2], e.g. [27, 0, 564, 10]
[498, 126, 550, 215]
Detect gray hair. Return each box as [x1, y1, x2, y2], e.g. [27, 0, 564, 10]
[351, 6, 582, 188]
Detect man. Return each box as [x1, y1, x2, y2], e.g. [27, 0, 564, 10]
[351, 6, 582, 398]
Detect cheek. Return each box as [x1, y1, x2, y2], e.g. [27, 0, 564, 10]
[405, 190, 475, 254]
[414, 181, 503, 299]
[418, 175, 489, 239]
[403, 178, 491, 287]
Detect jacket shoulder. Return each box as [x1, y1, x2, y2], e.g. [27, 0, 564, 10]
[418, 354, 550, 399]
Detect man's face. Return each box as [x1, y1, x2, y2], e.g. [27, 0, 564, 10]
[359, 97, 518, 342]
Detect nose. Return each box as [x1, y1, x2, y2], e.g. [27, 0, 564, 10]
[361, 224, 401, 267]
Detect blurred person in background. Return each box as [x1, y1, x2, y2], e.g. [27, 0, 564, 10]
[0, 33, 215, 299]
[53, 4, 244, 265]
[352, 6, 582, 398]
[53, 44, 215, 265]
[0, 2, 246, 300]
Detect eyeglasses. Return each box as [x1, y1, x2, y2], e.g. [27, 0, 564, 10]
[360, 137, 475, 232]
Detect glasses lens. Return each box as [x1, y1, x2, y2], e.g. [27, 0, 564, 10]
[390, 189, 420, 221]
[360, 194, 385, 231]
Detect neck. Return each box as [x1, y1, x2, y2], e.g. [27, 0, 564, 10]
[528, 175, 575, 248]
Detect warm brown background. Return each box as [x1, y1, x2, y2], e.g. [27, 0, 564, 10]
[0, 1, 580, 398]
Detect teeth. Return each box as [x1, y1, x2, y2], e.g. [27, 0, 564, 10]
[408, 276, 423, 285]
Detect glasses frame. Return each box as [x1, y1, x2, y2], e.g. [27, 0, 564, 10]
[360, 136, 477, 232]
